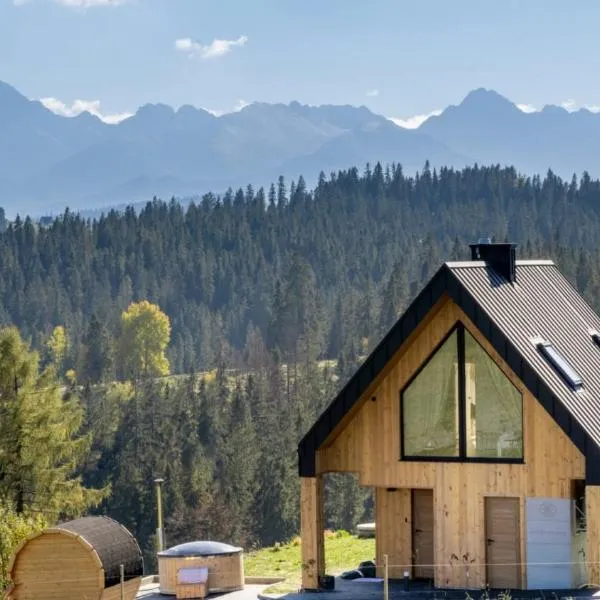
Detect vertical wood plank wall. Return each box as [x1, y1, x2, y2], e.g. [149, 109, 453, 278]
[316, 297, 585, 588]
[375, 488, 412, 578]
[586, 486, 600, 585]
[300, 477, 325, 590]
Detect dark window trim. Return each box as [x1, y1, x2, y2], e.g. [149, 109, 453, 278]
[463, 327, 525, 461]
[401, 455, 524, 464]
[399, 325, 459, 459]
[457, 325, 467, 458]
[400, 320, 524, 463]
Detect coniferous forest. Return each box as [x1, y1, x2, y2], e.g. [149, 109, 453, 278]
[4, 162, 600, 579]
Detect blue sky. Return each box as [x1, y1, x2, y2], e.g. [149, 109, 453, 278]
[1, 0, 600, 125]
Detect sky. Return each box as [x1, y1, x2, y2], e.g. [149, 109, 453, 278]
[2, 0, 600, 126]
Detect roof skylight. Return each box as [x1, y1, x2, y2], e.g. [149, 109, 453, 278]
[590, 329, 600, 348]
[537, 341, 583, 390]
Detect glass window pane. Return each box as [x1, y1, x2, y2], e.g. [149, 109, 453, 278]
[465, 331, 523, 459]
[402, 331, 460, 457]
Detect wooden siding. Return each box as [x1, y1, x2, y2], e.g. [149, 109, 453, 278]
[300, 477, 325, 590]
[586, 486, 600, 585]
[317, 297, 585, 588]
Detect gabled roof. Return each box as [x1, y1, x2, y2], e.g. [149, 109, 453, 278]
[298, 259, 600, 482]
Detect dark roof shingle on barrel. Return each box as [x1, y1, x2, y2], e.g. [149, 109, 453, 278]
[60, 516, 143, 587]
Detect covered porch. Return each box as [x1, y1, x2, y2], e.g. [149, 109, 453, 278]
[301, 478, 421, 590]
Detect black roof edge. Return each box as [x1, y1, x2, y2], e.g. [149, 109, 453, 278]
[298, 262, 598, 481]
[297, 263, 451, 477]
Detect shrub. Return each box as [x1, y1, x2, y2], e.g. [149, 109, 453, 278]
[0, 504, 47, 592]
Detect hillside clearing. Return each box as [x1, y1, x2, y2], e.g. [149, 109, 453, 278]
[244, 531, 375, 596]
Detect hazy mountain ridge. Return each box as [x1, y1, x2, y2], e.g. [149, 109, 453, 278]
[1, 82, 599, 215]
[419, 88, 600, 178]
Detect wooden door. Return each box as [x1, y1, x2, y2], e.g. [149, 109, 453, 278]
[485, 497, 521, 589]
[412, 489, 434, 579]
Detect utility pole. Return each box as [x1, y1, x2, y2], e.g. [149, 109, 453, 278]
[154, 478, 165, 551]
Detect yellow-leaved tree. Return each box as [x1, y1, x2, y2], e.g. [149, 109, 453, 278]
[45, 325, 68, 369]
[119, 300, 171, 380]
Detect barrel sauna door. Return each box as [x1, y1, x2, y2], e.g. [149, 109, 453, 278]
[485, 497, 521, 589]
[412, 489, 434, 579]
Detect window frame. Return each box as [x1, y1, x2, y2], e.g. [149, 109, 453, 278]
[399, 321, 524, 464]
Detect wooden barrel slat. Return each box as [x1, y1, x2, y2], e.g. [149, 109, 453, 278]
[7, 517, 143, 600]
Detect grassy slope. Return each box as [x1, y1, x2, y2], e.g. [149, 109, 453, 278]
[245, 531, 376, 595]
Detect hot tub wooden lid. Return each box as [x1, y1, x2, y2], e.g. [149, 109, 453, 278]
[158, 541, 242, 557]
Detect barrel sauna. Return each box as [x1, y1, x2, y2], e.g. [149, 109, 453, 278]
[6, 516, 144, 600]
[158, 541, 244, 595]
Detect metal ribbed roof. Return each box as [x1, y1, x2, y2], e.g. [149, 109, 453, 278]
[299, 257, 600, 481]
[449, 260, 600, 448]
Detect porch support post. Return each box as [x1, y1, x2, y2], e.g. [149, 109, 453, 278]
[301, 476, 324, 590]
[586, 486, 600, 585]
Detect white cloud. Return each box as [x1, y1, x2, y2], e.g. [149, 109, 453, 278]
[559, 99, 600, 113]
[561, 99, 578, 112]
[202, 99, 251, 117]
[366, 89, 379, 98]
[234, 99, 250, 111]
[517, 100, 600, 114]
[389, 99, 600, 127]
[39, 97, 132, 124]
[175, 35, 248, 60]
[13, 0, 31, 5]
[388, 109, 442, 129]
[517, 103, 538, 113]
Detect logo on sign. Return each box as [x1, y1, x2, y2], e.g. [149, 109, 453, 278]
[538, 502, 557, 518]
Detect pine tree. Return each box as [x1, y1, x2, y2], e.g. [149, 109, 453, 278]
[82, 314, 114, 383]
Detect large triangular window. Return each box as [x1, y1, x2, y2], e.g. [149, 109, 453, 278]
[401, 324, 523, 462]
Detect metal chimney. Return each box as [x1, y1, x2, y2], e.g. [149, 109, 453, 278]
[469, 239, 517, 283]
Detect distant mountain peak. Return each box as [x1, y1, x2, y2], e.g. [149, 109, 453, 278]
[458, 88, 518, 113]
[540, 104, 568, 115]
[177, 104, 209, 115]
[135, 103, 175, 117]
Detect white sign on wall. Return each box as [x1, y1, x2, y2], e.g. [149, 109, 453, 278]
[526, 498, 572, 589]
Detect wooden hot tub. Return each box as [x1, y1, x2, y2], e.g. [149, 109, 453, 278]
[158, 541, 244, 595]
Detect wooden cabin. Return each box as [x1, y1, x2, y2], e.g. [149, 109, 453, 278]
[6, 516, 143, 600]
[298, 241, 600, 591]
